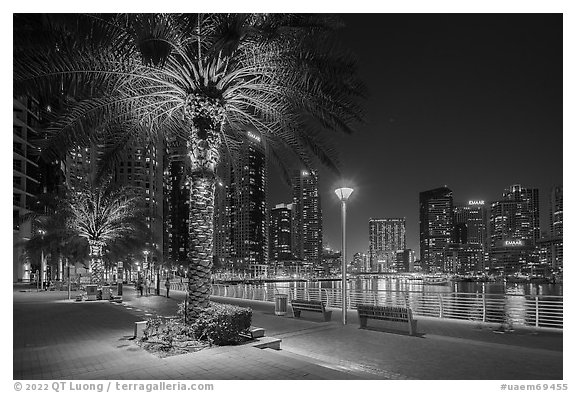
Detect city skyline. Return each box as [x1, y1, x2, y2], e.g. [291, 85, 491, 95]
[269, 13, 563, 258]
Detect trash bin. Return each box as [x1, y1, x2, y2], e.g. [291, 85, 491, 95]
[274, 294, 288, 316]
[101, 285, 111, 300]
[86, 284, 98, 301]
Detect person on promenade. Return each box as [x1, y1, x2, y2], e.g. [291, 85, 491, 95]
[137, 277, 143, 296]
[165, 277, 171, 298]
[144, 277, 150, 296]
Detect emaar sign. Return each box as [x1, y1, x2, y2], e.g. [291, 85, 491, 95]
[504, 240, 524, 247]
[468, 200, 485, 206]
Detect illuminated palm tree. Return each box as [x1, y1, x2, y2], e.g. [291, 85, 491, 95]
[64, 178, 146, 285]
[14, 13, 365, 315]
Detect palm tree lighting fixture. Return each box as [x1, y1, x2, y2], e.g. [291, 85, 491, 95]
[334, 187, 353, 325]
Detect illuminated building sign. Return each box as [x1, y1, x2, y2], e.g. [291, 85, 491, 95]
[504, 240, 524, 247]
[302, 170, 309, 176]
[468, 200, 485, 206]
[247, 131, 261, 143]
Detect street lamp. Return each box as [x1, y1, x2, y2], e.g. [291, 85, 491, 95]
[38, 229, 46, 290]
[335, 187, 353, 325]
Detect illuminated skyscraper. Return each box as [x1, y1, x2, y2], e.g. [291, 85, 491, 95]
[163, 143, 190, 268]
[419, 187, 454, 272]
[269, 203, 294, 262]
[369, 218, 406, 272]
[549, 186, 563, 238]
[228, 130, 268, 276]
[292, 169, 322, 268]
[489, 184, 540, 274]
[453, 200, 488, 248]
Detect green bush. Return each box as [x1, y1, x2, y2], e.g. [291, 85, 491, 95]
[190, 303, 252, 345]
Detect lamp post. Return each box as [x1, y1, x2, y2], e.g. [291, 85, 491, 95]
[38, 229, 46, 290]
[335, 187, 353, 325]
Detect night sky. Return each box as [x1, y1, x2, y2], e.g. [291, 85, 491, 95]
[269, 13, 563, 260]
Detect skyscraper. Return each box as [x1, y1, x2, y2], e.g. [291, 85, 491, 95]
[369, 218, 406, 272]
[549, 186, 563, 238]
[163, 143, 190, 269]
[537, 186, 563, 272]
[13, 97, 42, 282]
[419, 187, 454, 272]
[228, 130, 268, 276]
[453, 200, 488, 248]
[114, 142, 164, 257]
[489, 184, 540, 274]
[269, 203, 294, 262]
[292, 169, 323, 268]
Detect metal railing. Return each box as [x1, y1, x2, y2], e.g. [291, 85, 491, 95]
[208, 284, 563, 330]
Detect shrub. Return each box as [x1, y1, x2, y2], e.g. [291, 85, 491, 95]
[190, 303, 252, 345]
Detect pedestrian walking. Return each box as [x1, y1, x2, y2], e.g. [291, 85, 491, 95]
[165, 277, 171, 298]
[137, 277, 143, 296]
[144, 277, 150, 296]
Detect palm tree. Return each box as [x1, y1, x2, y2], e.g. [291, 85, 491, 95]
[14, 13, 365, 315]
[64, 177, 147, 285]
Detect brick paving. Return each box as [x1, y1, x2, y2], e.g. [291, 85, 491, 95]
[13, 284, 563, 380]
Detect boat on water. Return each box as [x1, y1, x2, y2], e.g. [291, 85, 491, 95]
[423, 276, 450, 286]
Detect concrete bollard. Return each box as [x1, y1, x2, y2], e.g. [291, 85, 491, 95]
[250, 327, 265, 338]
[134, 321, 148, 338]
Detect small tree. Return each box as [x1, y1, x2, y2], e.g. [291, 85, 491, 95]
[64, 177, 147, 286]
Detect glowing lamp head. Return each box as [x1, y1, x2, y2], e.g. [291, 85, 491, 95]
[335, 187, 354, 202]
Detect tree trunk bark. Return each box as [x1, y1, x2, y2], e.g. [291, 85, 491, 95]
[88, 239, 105, 286]
[186, 176, 216, 317]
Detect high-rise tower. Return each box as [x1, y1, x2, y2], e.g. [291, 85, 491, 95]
[419, 187, 454, 272]
[489, 184, 540, 274]
[292, 169, 323, 268]
[269, 203, 294, 262]
[369, 218, 406, 272]
[227, 130, 268, 276]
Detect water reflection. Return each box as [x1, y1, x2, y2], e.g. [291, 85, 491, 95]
[267, 277, 562, 297]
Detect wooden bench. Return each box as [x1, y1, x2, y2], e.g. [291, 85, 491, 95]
[291, 299, 332, 322]
[357, 304, 418, 335]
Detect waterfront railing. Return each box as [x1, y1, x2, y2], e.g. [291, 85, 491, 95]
[206, 283, 562, 330]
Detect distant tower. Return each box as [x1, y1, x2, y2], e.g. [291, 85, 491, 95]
[369, 218, 406, 272]
[490, 184, 540, 248]
[419, 187, 454, 272]
[453, 200, 488, 249]
[163, 143, 190, 269]
[114, 141, 164, 259]
[228, 130, 268, 276]
[269, 203, 294, 262]
[292, 169, 323, 268]
[489, 184, 540, 274]
[550, 186, 563, 238]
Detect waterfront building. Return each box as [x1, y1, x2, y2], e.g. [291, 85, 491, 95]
[369, 218, 406, 272]
[419, 187, 454, 272]
[443, 243, 484, 274]
[292, 169, 323, 268]
[453, 201, 488, 248]
[536, 186, 563, 272]
[549, 186, 563, 238]
[395, 249, 416, 272]
[352, 252, 370, 273]
[227, 129, 268, 276]
[320, 246, 341, 276]
[269, 203, 294, 262]
[489, 184, 540, 274]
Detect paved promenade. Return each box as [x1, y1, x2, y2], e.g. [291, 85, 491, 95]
[13, 284, 563, 380]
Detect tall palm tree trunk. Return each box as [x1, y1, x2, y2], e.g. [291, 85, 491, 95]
[187, 176, 216, 315]
[88, 239, 105, 286]
[184, 95, 224, 318]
